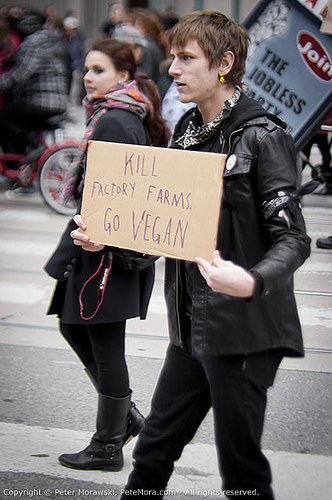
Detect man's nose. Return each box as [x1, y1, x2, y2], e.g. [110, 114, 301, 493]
[169, 60, 180, 76]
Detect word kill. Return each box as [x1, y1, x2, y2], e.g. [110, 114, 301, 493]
[124, 151, 158, 177]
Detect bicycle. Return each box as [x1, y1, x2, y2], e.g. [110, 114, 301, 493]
[0, 114, 80, 216]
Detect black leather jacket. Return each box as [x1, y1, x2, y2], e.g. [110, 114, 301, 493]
[165, 93, 311, 358]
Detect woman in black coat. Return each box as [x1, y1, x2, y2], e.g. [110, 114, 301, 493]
[45, 38, 170, 473]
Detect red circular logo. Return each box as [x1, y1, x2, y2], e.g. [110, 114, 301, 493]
[297, 31, 332, 82]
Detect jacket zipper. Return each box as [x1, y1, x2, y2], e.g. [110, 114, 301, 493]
[227, 127, 243, 155]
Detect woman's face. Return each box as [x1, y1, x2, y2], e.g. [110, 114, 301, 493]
[83, 50, 125, 99]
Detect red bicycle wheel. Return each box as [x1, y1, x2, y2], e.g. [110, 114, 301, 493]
[39, 141, 79, 215]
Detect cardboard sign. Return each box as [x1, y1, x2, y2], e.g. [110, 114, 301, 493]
[81, 141, 225, 261]
[243, 0, 332, 151]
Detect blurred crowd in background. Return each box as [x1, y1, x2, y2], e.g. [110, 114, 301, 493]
[0, 1, 331, 199]
[0, 2, 194, 134]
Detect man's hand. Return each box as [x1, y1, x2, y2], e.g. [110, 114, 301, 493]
[196, 250, 255, 298]
[70, 214, 105, 252]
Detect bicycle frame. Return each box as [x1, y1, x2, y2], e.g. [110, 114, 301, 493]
[0, 130, 49, 182]
[0, 130, 80, 215]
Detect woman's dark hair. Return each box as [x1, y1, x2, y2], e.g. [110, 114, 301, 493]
[135, 73, 171, 147]
[90, 38, 170, 147]
[90, 38, 136, 79]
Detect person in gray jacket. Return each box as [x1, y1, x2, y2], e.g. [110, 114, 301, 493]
[72, 11, 311, 500]
[0, 11, 69, 160]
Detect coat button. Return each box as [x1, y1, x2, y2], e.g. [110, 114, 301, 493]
[63, 271, 70, 278]
[71, 258, 77, 264]
[66, 264, 73, 271]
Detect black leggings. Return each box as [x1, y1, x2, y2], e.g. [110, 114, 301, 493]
[60, 321, 129, 398]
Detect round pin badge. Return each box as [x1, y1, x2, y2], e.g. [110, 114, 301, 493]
[226, 154, 237, 170]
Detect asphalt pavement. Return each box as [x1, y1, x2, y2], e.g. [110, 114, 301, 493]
[0, 105, 331, 500]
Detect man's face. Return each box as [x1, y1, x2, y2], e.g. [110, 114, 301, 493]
[169, 40, 220, 107]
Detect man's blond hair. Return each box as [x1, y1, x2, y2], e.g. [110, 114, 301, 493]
[168, 10, 250, 86]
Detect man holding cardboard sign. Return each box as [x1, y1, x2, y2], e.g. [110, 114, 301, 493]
[72, 10, 311, 500]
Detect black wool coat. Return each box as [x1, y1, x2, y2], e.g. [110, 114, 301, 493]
[45, 108, 156, 324]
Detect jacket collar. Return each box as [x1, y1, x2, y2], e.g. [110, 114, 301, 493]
[172, 92, 288, 147]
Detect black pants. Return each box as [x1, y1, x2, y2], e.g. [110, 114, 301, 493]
[302, 134, 331, 174]
[60, 320, 129, 398]
[122, 343, 283, 500]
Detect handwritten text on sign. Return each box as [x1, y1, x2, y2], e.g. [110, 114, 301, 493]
[81, 141, 225, 261]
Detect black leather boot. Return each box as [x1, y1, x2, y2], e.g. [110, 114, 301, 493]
[59, 392, 131, 471]
[84, 363, 145, 445]
[124, 401, 145, 445]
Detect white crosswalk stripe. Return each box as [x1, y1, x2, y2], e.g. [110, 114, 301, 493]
[1, 422, 331, 500]
[0, 282, 52, 304]
[0, 239, 55, 256]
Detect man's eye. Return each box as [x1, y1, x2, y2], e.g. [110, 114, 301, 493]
[95, 68, 104, 74]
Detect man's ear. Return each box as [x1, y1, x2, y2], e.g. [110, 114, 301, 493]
[218, 51, 235, 76]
